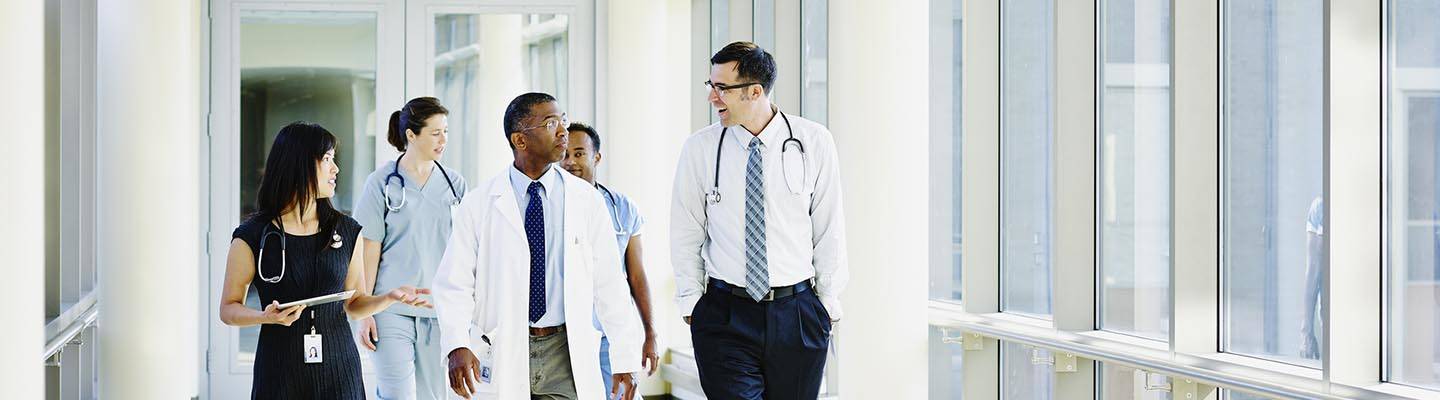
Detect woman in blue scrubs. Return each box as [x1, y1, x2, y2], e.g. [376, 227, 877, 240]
[353, 97, 466, 400]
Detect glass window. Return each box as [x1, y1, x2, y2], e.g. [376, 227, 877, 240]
[1387, 0, 1440, 390]
[432, 13, 570, 181]
[801, 0, 828, 124]
[753, 0, 776, 52]
[1099, 364, 1172, 400]
[710, 0, 729, 55]
[1221, 0, 1325, 367]
[709, 0, 730, 126]
[929, 327, 965, 399]
[1001, 0, 1056, 316]
[237, 10, 379, 360]
[930, 0, 963, 302]
[1002, 342, 1054, 399]
[1099, 0, 1172, 340]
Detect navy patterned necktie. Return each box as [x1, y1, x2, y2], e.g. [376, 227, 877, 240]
[525, 181, 546, 323]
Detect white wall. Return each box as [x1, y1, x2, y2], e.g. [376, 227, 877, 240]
[601, 0, 693, 395]
[240, 22, 377, 71]
[830, 0, 930, 398]
[97, 1, 201, 398]
[0, 1, 45, 396]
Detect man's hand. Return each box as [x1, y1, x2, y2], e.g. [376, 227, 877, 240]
[447, 348, 482, 399]
[641, 333, 659, 376]
[610, 372, 637, 400]
[356, 316, 379, 351]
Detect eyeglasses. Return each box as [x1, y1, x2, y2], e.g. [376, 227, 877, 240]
[703, 80, 762, 94]
[519, 113, 568, 133]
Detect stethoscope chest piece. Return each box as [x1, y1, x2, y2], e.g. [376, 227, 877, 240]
[708, 111, 807, 205]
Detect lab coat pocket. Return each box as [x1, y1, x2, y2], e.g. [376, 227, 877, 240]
[465, 330, 500, 396]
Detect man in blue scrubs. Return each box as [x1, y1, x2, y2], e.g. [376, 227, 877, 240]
[560, 122, 660, 396]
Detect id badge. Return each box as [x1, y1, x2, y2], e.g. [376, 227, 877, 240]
[303, 333, 323, 364]
[479, 347, 493, 383]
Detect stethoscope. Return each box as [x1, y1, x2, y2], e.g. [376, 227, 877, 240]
[256, 219, 344, 284]
[383, 153, 461, 213]
[596, 183, 626, 236]
[705, 111, 806, 206]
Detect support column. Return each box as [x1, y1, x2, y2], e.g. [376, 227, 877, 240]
[1171, 0, 1220, 356]
[1054, 0, 1099, 395]
[831, 0, 929, 398]
[604, 0, 691, 395]
[475, 14, 525, 177]
[0, 1, 45, 396]
[962, 0, 1002, 398]
[97, 1, 201, 398]
[1323, 0, 1380, 387]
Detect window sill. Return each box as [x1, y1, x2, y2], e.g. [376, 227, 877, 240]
[928, 300, 1427, 400]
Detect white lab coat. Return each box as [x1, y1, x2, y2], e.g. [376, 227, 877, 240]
[434, 168, 643, 400]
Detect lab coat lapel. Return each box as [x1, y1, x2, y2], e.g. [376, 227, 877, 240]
[486, 173, 525, 237]
[558, 170, 604, 398]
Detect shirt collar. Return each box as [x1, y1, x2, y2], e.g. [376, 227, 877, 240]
[730, 106, 787, 150]
[508, 162, 561, 195]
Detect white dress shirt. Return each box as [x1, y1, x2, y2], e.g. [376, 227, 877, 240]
[508, 165, 565, 328]
[670, 110, 850, 320]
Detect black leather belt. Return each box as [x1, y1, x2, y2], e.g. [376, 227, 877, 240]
[709, 279, 811, 302]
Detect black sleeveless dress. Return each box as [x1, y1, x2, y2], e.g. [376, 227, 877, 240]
[233, 214, 365, 400]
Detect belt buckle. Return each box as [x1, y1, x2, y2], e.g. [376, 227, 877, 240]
[765, 290, 775, 302]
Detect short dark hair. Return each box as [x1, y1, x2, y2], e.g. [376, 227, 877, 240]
[566, 122, 600, 153]
[503, 92, 558, 148]
[710, 41, 776, 94]
[387, 97, 449, 152]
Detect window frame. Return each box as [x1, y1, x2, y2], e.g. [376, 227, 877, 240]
[932, 0, 1416, 399]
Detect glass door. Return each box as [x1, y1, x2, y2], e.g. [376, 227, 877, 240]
[206, 1, 593, 398]
[206, 1, 403, 398]
[403, 0, 596, 182]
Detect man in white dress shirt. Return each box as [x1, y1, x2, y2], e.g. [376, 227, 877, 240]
[671, 41, 850, 399]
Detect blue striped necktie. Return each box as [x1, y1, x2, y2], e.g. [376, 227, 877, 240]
[744, 137, 770, 301]
[525, 182, 546, 323]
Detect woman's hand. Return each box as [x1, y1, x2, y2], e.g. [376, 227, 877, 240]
[387, 286, 433, 308]
[263, 301, 304, 326]
[357, 316, 379, 351]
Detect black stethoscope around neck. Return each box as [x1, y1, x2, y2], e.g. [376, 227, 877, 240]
[383, 153, 460, 213]
[596, 183, 627, 236]
[706, 110, 806, 206]
[256, 218, 344, 284]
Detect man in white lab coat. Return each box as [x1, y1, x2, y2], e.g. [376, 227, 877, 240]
[434, 92, 643, 400]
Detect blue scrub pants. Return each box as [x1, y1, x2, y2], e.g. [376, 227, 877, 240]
[372, 312, 445, 400]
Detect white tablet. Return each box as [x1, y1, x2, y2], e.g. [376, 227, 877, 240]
[277, 290, 355, 310]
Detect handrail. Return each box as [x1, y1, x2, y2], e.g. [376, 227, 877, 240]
[44, 291, 99, 361]
[929, 303, 1417, 400]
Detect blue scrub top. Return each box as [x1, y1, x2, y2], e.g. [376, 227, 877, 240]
[353, 159, 466, 318]
[597, 183, 644, 268]
[593, 183, 643, 334]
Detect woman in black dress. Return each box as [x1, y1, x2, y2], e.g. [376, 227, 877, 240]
[219, 122, 432, 399]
